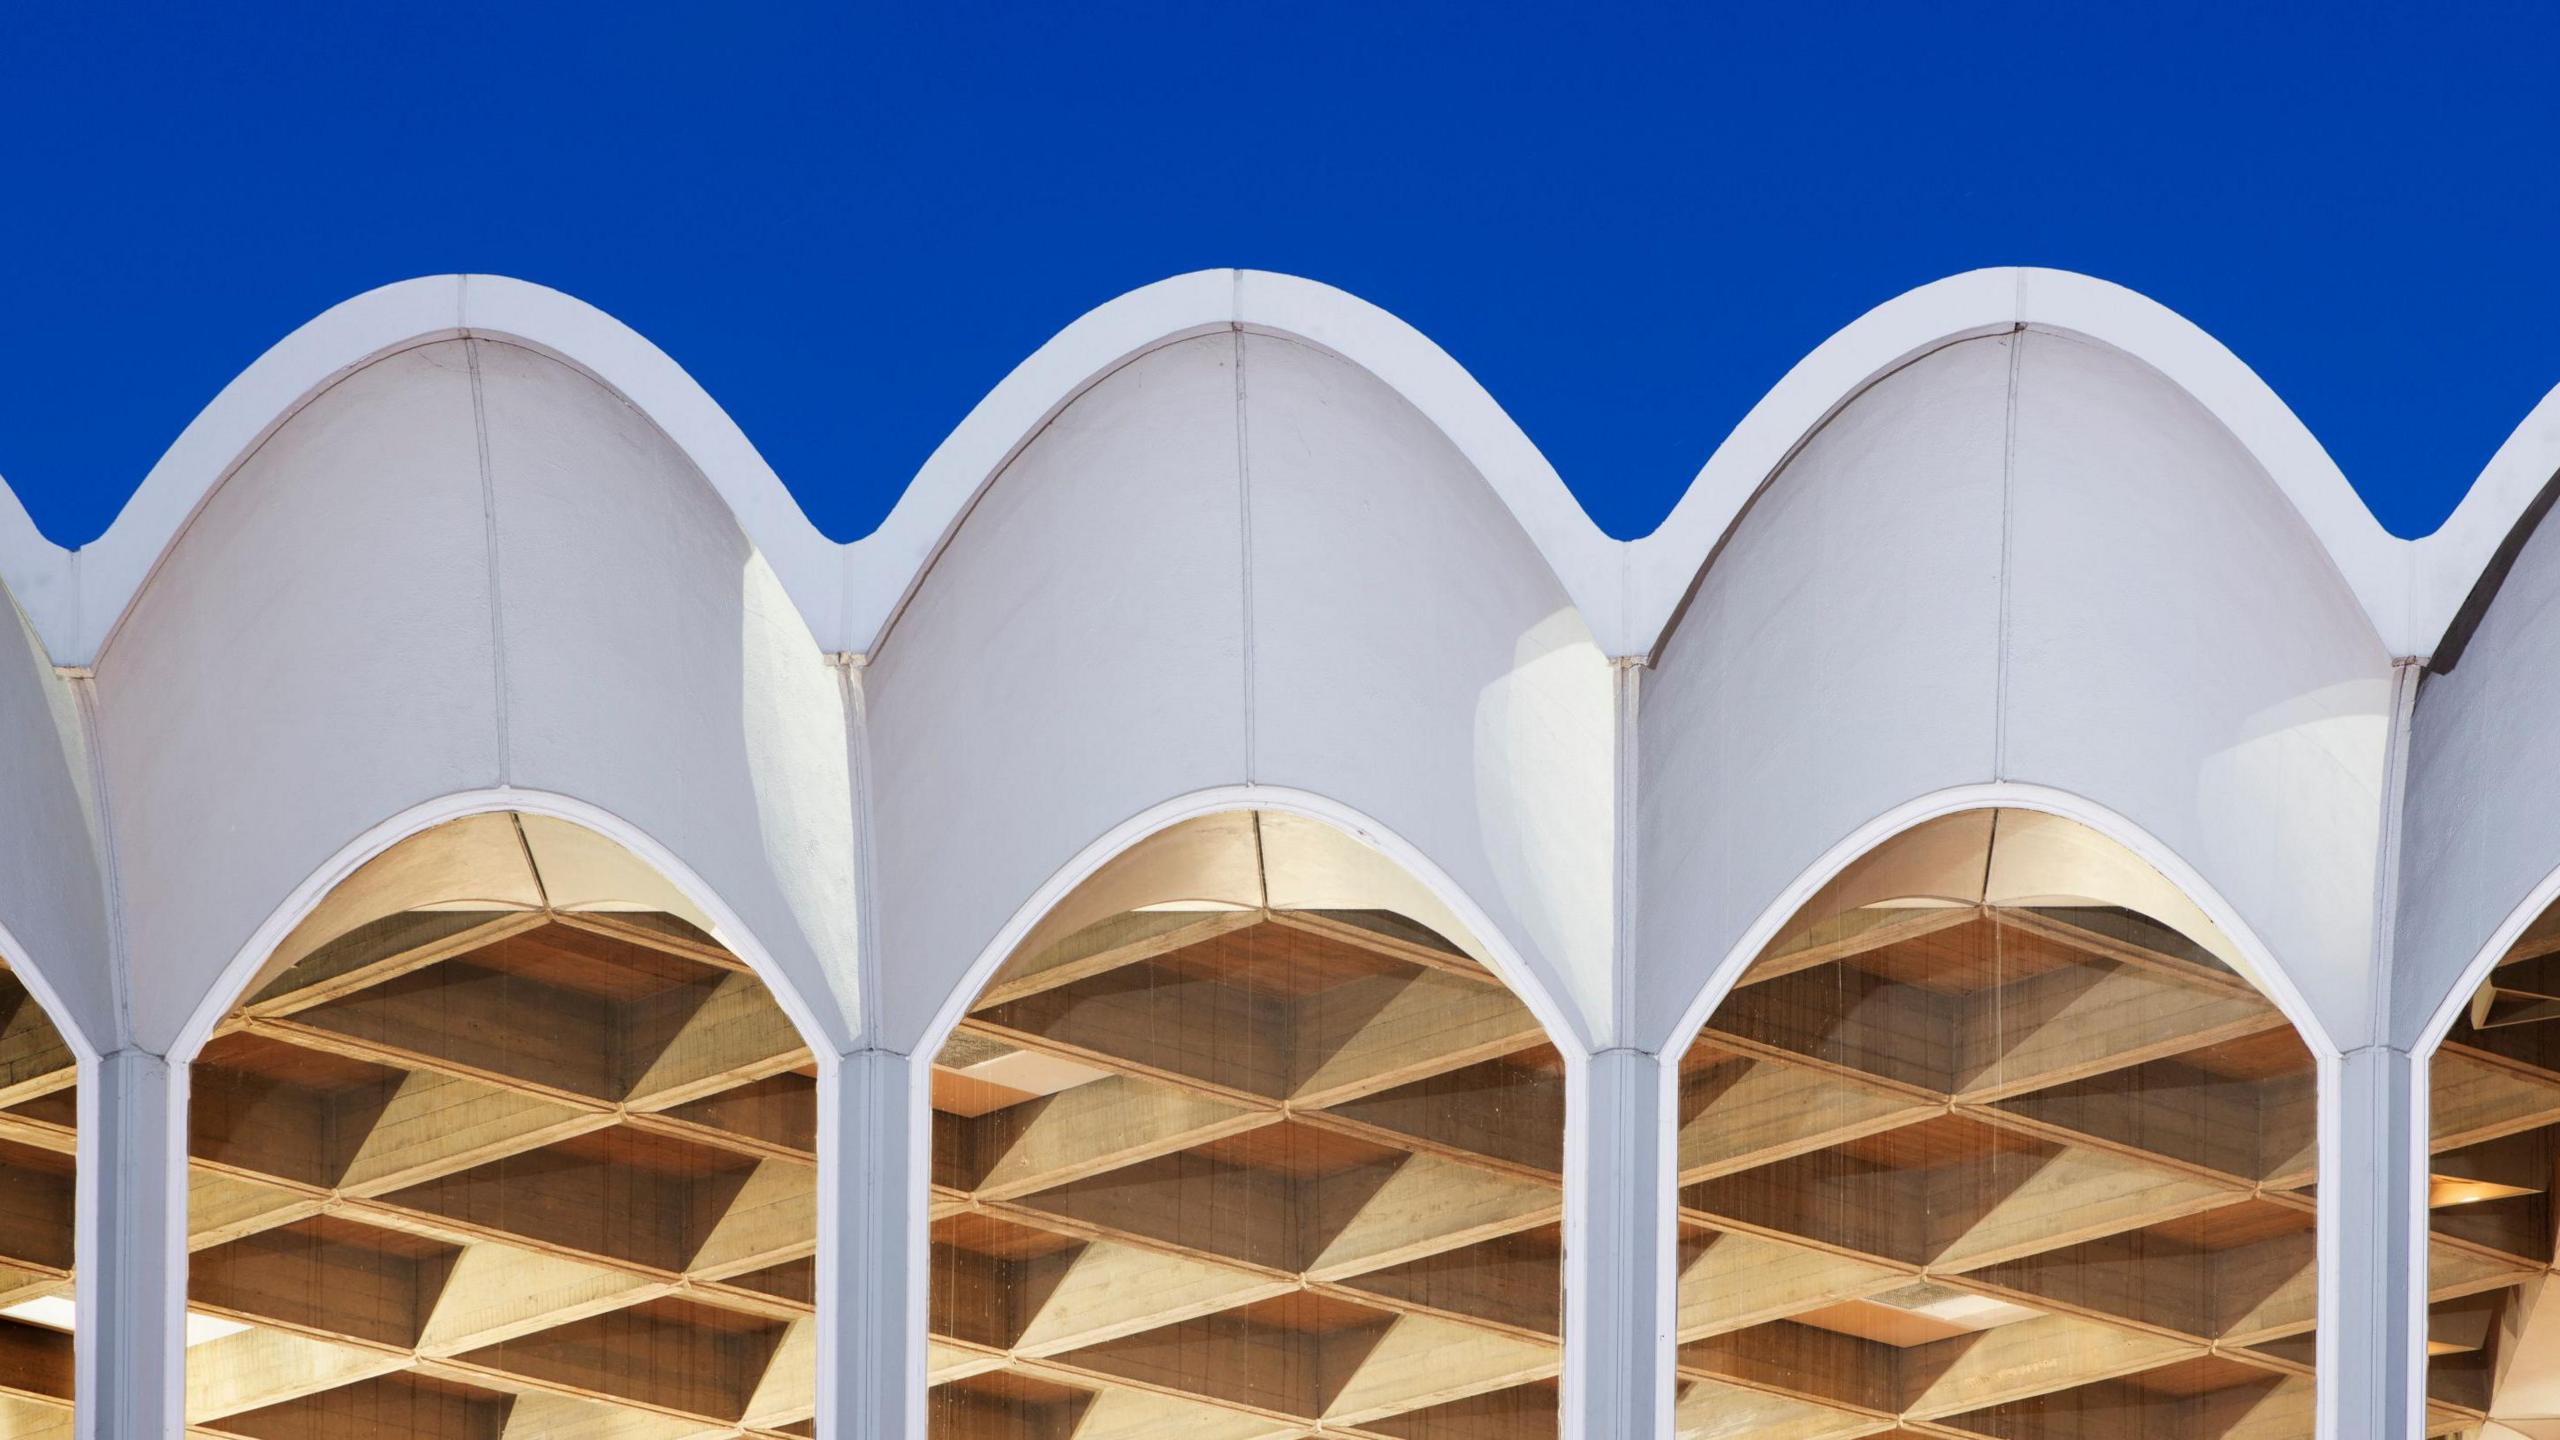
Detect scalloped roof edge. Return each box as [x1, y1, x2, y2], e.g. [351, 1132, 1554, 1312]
[0, 266, 2545, 666]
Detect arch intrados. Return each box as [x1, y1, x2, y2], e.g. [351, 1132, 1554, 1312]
[918, 785, 1583, 1087]
[1666, 782, 2343, 1078]
[168, 787, 838, 1068]
[917, 784, 1586, 1438]
[0, 917, 100, 1067]
[1658, 782, 2344, 1439]
[2415, 861, 2560, 1056]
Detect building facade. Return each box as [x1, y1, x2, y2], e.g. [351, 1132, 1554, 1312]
[0, 267, 2554, 1437]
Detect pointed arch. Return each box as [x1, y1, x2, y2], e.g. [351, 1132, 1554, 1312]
[167, 789, 842, 1440]
[912, 784, 1586, 1439]
[1659, 782, 2343, 1439]
[0, 916, 90, 1437]
[2407, 861, 2560, 1436]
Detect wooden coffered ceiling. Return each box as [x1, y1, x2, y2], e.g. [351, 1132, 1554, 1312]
[930, 904, 1563, 1440]
[2, 805, 2554, 1438]
[163, 907, 817, 1440]
[2430, 904, 2560, 1440]
[0, 957, 77, 1440]
[1672, 901, 2363, 1440]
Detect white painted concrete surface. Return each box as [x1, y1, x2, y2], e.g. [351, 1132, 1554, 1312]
[0, 266, 2551, 1437]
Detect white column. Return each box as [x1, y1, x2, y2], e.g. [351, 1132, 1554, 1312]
[2330, 1044, 2423, 1440]
[78, 1048, 188, 1440]
[818, 1046, 926, 1440]
[1569, 1046, 1674, 1439]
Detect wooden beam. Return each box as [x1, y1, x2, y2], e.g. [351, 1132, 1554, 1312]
[0, 1319, 72, 1405]
[1308, 1056, 1564, 1177]
[1289, 969, 1547, 1107]
[1679, 1320, 1898, 1420]
[416, 1243, 668, 1355]
[1667, 1375, 1887, 1440]
[0, 973, 75, 1109]
[0, 1397, 66, 1440]
[1042, 1307, 1319, 1422]
[1678, 1056, 1939, 1183]
[488, 1388, 708, 1440]
[1318, 1312, 1558, 1425]
[2432, 1044, 2560, 1152]
[189, 1225, 448, 1350]
[958, 1074, 1272, 1200]
[551, 911, 745, 974]
[1262, 909, 1498, 986]
[1982, 1064, 2283, 1186]
[239, 912, 548, 1022]
[1675, 1229, 1910, 1340]
[620, 971, 810, 1111]
[1705, 969, 1957, 1096]
[1897, 1312, 2199, 1420]
[186, 1325, 408, 1423]
[688, 1158, 817, 1277]
[1928, 1142, 2246, 1271]
[191, 1171, 328, 1252]
[1683, 1128, 2244, 1274]
[1055, 1381, 1301, 1440]
[1928, 1368, 2312, 1440]
[1953, 963, 2285, 1101]
[741, 1315, 815, 1430]
[1304, 1153, 1559, 1280]
[975, 910, 1264, 1011]
[1745, 904, 1985, 986]
[1326, 1229, 1561, 1339]
[439, 1299, 789, 1427]
[338, 1071, 610, 1196]
[258, 965, 621, 1105]
[970, 980, 1293, 1103]
[1993, 907, 2263, 1001]
[1355, 1383, 1556, 1440]
[190, 1371, 510, 1440]
[1011, 1241, 1292, 1356]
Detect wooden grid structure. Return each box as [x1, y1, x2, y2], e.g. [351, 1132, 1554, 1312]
[2429, 904, 2560, 1437]
[0, 956, 77, 1440]
[929, 907, 1566, 1439]
[167, 910, 820, 1439]
[1671, 902, 2360, 1440]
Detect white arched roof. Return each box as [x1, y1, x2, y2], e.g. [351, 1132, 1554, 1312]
[1, 265, 2552, 665]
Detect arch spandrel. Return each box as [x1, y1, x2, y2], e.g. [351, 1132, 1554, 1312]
[7, 266, 2558, 681]
[473, 339, 860, 1050]
[1241, 333, 1613, 1046]
[2003, 329, 2393, 1045]
[2397, 497, 2560, 1045]
[94, 340, 503, 1052]
[1633, 336, 2012, 1050]
[0, 596, 111, 1052]
[862, 334, 1251, 1053]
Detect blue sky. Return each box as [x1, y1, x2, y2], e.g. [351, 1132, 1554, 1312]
[3, 2, 2554, 543]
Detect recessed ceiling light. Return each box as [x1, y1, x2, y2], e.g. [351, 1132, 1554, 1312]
[0, 1296, 251, 1348]
[185, 1312, 250, 1347]
[0, 1295, 74, 1332]
[2430, 1174, 2538, 1208]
